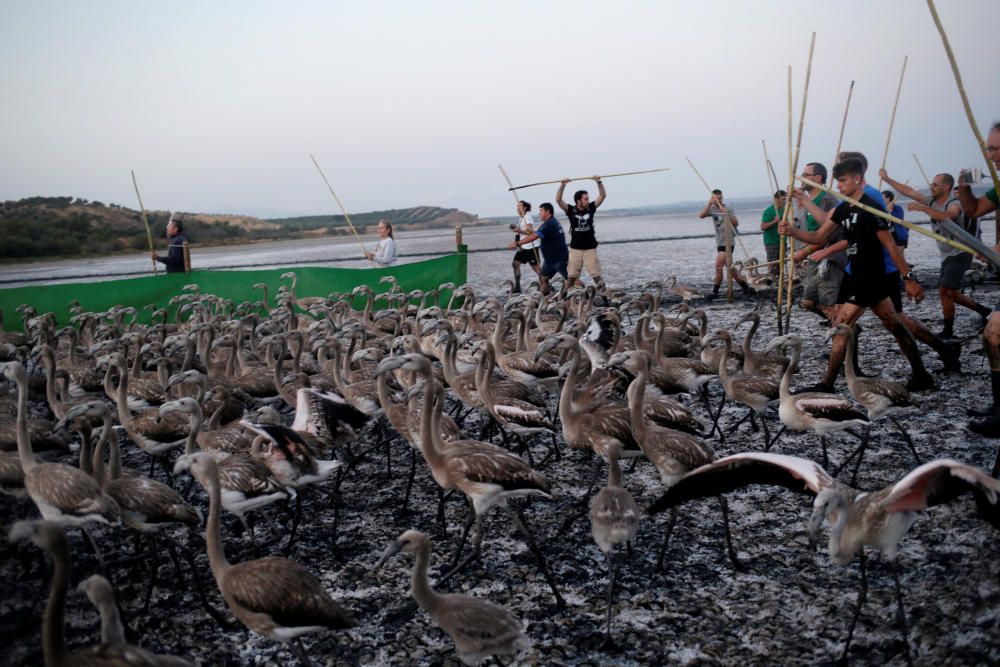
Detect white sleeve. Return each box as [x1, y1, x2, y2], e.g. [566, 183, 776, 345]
[375, 237, 397, 266]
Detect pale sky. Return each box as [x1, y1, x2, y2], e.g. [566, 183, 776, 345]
[2, 0, 998, 219]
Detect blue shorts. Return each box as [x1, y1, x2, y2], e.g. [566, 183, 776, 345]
[541, 260, 568, 279]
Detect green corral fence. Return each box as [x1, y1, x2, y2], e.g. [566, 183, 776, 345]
[0, 248, 467, 326]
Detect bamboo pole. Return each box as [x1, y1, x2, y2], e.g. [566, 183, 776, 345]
[912, 153, 932, 190]
[832, 80, 855, 171]
[926, 0, 1000, 197]
[762, 140, 779, 193]
[309, 154, 372, 264]
[796, 176, 977, 255]
[498, 164, 541, 265]
[776, 66, 792, 333]
[130, 170, 158, 276]
[507, 167, 670, 191]
[784, 33, 816, 332]
[876, 56, 909, 192]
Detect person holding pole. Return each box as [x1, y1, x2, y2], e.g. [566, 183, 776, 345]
[151, 218, 188, 273]
[760, 190, 787, 278]
[365, 219, 397, 267]
[509, 200, 541, 294]
[958, 121, 1000, 437]
[881, 168, 992, 339]
[556, 176, 606, 290]
[781, 158, 939, 393]
[793, 162, 844, 323]
[698, 189, 752, 299]
[511, 202, 568, 296]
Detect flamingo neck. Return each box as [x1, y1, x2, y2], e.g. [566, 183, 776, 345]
[409, 540, 441, 614]
[185, 404, 203, 456]
[15, 368, 36, 471]
[43, 534, 71, 664]
[626, 367, 649, 445]
[203, 467, 232, 578]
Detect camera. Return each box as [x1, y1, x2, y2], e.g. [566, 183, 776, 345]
[959, 169, 974, 185]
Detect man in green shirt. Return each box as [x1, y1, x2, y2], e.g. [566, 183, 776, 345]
[793, 162, 843, 322]
[959, 120, 1000, 449]
[760, 190, 786, 277]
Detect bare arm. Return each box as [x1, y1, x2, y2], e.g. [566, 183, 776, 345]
[592, 176, 607, 208]
[906, 201, 961, 222]
[698, 196, 717, 219]
[779, 217, 835, 246]
[879, 170, 928, 205]
[556, 179, 570, 213]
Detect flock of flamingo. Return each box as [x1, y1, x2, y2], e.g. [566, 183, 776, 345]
[1, 272, 998, 666]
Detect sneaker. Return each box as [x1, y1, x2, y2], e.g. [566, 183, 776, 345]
[906, 374, 936, 392]
[940, 341, 961, 372]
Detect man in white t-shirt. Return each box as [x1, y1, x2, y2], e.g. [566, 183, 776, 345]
[510, 200, 541, 293]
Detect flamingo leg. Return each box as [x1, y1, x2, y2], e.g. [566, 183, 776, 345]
[841, 549, 868, 664]
[656, 507, 678, 571]
[890, 416, 921, 466]
[439, 511, 483, 586]
[603, 549, 618, 647]
[396, 447, 418, 518]
[890, 560, 913, 667]
[719, 496, 745, 572]
[506, 505, 565, 610]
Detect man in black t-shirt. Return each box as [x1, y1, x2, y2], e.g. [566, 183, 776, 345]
[780, 158, 936, 392]
[556, 176, 606, 289]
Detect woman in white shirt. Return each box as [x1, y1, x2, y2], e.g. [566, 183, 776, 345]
[510, 200, 541, 293]
[366, 219, 397, 267]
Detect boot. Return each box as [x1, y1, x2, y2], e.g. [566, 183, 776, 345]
[939, 339, 961, 373]
[707, 284, 721, 301]
[968, 371, 1000, 418]
[939, 318, 955, 340]
[969, 406, 1000, 437]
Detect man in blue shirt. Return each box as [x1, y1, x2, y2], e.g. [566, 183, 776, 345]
[511, 202, 568, 295]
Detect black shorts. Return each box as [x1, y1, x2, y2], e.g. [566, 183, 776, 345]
[841, 270, 892, 308]
[513, 248, 539, 265]
[940, 253, 972, 290]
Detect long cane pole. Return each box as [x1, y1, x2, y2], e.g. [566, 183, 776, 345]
[784, 33, 816, 333]
[507, 168, 670, 191]
[130, 170, 158, 276]
[498, 165, 542, 267]
[926, 0, 1000, 231]
[912, 153, 932, 190]
[832, 80, 855, 170]
[877, 56, 909, 192]
[762, 140, 779, 193]
[776, 67, 792, 333]
[309, 154, 373, 265]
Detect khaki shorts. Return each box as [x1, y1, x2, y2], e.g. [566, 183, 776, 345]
[568, 248, 601, 279]
[802, 260, 844, 306]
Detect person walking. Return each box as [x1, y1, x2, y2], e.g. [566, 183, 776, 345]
[509, 200, 541, 294]
[698, 189, 752, 299]
[511, 202, 568, 296]
[881, 168, 992, 339]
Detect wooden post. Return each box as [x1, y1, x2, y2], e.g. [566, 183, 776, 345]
[182, 242, 191, 272]
[455, 224, 463, 251]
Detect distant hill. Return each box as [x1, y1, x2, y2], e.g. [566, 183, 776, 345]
[0, 197, 483, 260]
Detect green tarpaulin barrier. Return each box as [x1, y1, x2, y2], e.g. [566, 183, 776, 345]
[0, 248, 467, 326]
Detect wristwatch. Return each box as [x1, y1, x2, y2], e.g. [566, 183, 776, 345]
[902, 272, 917, 281]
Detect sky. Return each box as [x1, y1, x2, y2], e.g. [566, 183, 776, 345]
[2, 0, 999, 219]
